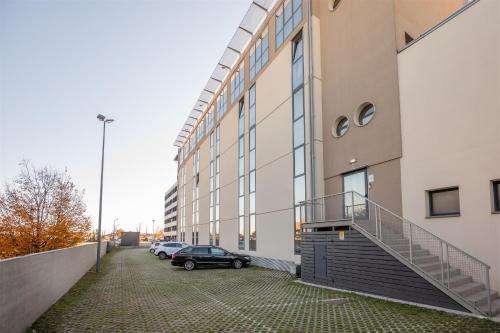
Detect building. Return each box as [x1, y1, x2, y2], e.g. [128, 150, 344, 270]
[172, 0, 499, 317]
[121, 232, 140, 247]
[164, 183, 178, 241]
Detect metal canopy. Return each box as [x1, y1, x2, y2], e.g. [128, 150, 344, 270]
[173, 0, 278, 147]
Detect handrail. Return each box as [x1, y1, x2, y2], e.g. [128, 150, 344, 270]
[300, 191, 493, 316]
[301, 191, 490, 268]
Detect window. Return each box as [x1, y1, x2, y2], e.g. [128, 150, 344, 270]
[206, 107, 214, 132]
[292, 34, 306, 254]
[428, 187, 460, 217]
[180, 246, 193, 254]
[192, 149, 200, 244]
[238, 99, 246, 250]
[249, 29, 269, 81]
[192, 247, 209, 255]
[492, 180, 500, 213]
[230, 63, 245, 104]
[211, 247, 225, 256]
[215, 125, 221, 246]
[343, 169, 367, 219]
[197, 120, 204, 142]
[276, 0, 302, 49]
[334, 116, 349, 137]
[357, 103, 375, 126]
[249, 85, 257, 251]
[209, 132, 215, 245]
[217, 87, 227, 120]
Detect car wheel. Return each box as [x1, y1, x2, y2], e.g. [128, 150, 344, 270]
[149, 249, 155, 253]
[158, 252, 167, 260]
[184, 260, 195, 271]
[233, 259, 243, 269]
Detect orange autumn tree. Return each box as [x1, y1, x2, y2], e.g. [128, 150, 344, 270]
[0, 161, 91, 259]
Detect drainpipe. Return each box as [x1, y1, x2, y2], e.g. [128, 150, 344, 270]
[306, 0, 317, 214]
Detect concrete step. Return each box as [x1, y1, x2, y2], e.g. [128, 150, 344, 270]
[384, 238, 411, 246]
[480, 298, 500, 317]
[389, 243, 422, 252]
[428, 267, 462, 281]
[399, 249, 430, 258]
[418, 261, 442, 272]
[449, 275, 473, 288]
[467, 290, 499, 307]
[453, 281, 484, 298]
[412, 255, 440, 265]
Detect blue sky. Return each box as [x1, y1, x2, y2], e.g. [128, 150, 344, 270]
[0, 0, 250, 234]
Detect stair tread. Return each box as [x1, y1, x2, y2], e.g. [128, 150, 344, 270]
[479, 297, 500, 316]
[467, 289, 498, 302]
[454, 281, 483, 292]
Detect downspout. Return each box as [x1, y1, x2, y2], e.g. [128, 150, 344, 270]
[306, 0, 317, 213]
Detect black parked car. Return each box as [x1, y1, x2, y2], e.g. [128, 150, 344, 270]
[171, 245, 251, 271]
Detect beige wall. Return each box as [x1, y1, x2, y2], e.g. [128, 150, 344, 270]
[398, 0, 500, 289]
[0, 242, 107, 333]
[316, 0, 403, 212]
[394, 0, 464, 50]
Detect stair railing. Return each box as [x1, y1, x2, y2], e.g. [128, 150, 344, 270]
[299, 191, 492, 316]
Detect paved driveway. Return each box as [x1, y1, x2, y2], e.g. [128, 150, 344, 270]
[31, 247, 499, 333]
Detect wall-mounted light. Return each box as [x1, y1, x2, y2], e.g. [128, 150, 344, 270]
[349, 158, 357, 164]
[328, 0, 342, 12]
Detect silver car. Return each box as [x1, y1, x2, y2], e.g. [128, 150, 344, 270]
[154, 242, 189, 260]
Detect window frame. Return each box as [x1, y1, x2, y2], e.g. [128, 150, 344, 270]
[491, 180, 500, 213]
[342, 168, 368, 220]
[427, 187, 461, 218]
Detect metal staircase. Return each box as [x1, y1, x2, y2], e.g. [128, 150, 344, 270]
[300, 191, 499, 317]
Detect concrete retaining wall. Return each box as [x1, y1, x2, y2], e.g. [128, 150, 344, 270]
[0, 241, 107, 333]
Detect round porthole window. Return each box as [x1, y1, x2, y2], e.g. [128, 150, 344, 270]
[332, 116, 349, 138]
[357, 103, 375, 126]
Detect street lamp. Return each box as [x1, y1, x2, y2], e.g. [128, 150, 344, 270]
[96, 114, 114, 273]
[152, 219, 155, 241]
[113, 218, 119, 242]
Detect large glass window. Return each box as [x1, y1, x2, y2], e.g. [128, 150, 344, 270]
[191, 149, 200, 244]
[217, 87, 227, 120]
[209, 132, 215, 245]
[249, 29, 269, 81]
[428, 187, 460, 217]
[230, 63, 245, 104]
[215, 125, 221, 246]
[238, 99, 246, 250]
[276, 0, 303, 49]
[249, 85, 257, 251]
[292, 34, 306, 254]
[343, 169, 367, 219]
[206, 107, 214, 132]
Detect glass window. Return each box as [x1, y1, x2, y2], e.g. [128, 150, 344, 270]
[335, 117, 349, 137]
[180, 246, 193, 254]
[293, 117, 305, 148]
[249, 171, 256, 193]
[343, 169, 367, 219]
[294, 146, 305, 176]
[358, 103, 375, 126]
[192, 247, 209, 255]
[249, 129, 256, 150]
[211, 247, 225, 256]
[293, 90, 304, 120]
[493, 181, 500, 213]
[428, 187, 460, 216]
[294, 175, 306, 205]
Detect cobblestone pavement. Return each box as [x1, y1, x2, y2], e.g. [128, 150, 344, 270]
[31, 247, 500, 333]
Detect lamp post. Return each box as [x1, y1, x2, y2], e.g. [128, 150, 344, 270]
[96, 114, 114, 273]
[113, 218, 119, 242]
[152, 219, 155, 241]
